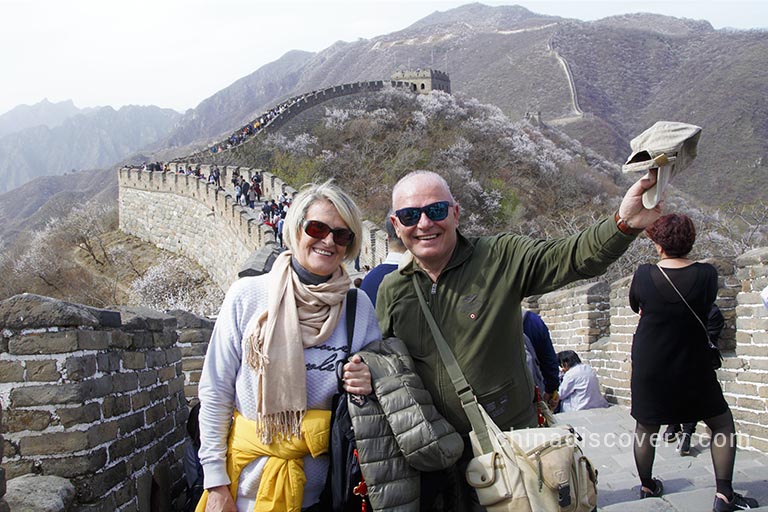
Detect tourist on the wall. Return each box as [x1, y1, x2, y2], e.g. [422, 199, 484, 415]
[360, 214, 405, 308]
[196, 181, 380, 512]
[555, 350, 608, 412]
[629, 213, 758, 510]
[376, 168, 661, 510]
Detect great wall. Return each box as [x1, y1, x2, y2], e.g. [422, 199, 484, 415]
[1, 71, 767, 511]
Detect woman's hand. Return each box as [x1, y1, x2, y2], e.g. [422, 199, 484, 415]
[206, 485, 236, 512]
[342, 355, 372, 396]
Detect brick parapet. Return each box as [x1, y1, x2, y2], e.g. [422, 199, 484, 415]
[0, 295, 187, 510]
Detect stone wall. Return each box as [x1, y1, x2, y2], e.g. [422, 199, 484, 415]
[0, 294, 188, 511]
[118, 165, 389, 291]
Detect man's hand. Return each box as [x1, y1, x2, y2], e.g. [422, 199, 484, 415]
[618, 170, 663, 230]
[206, 485, 236, 512]
[342, 355, 372, 396]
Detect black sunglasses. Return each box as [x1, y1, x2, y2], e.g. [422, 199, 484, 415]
[394, 201, 452, 227]
[303, 220, 355, 247]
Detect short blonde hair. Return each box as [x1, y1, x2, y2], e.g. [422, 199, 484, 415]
[283, 180, 363, 262]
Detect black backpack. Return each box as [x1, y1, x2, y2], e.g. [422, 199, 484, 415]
[320, 288, 371, 511]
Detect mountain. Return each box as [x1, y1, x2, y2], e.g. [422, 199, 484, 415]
[0, 167, 115, 250]
[157, 3, 768, 206]
[0, 105, 181, 194]
[0, 98, 86, 137]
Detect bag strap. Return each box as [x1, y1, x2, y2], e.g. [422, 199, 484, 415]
[346, 288, 357, 354]
[655, 265, 716, 349]
[412, 274, 494, 454]
[335, 288, 357, 393]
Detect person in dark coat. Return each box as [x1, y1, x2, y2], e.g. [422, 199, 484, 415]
[629, 213, 758, 510]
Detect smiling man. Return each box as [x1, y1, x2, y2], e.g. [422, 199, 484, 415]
[376, 169, 661, 511]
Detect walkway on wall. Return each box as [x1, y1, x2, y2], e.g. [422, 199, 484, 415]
[561, 406, 768, 511]
[546, 34, 585, 127]
[179, 78, 418, 165]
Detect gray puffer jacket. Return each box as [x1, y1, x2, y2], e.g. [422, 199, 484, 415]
[350, 337, 464, 511]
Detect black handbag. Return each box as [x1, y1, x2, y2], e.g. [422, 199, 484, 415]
[657, 265, 723, 369]
[320, 288, 371, 511]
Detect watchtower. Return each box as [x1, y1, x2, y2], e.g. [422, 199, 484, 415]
[391, 69, 451, 94]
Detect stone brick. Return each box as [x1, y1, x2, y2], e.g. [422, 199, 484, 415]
[88, 420, 119, 448]
[110, 482, 134, 511]
[158, 366, 177, 383]
[109, 435, 137, 461]
[167, 346, 182, 364]
[118, 412, 145, 436]
[154, 330, 177, 348]
[2, 408, 52, 433]
[95, 351, 121, 373]
[102, 395, 131, 418]
[73, 461, 127, 503]
[178, 329, 210, 344]
[736, 396, 767, 410]
[126, 331, 155, 350]
[2, 460, 33, 480]
[123, 351, 147, 369]
[145, 403, 166, 424]
[168, 376, 185, 395]
[42, 449, 107, 478]
[138, 369, 158, 387]
[110, 331, 132, 349]
[131, 390, 151, 410]
[150, 384, 169, 402]
[182, 358, 204, 371]
[76, 330, 111, 350]
[64, 354, 97, 380]
[181, 343, 208, 357]
[86, 375, 114, 398]
[10, 382, 85, 406]
[24, 359, 60, 381]
[0, 294, 106, 330]
[146, 349, 167, 368]
[57, 402, 102, 428]
[112, 372, 139, 393]
[184, 384, 199, 398]
[135, 426, 155, 448]
[20, 430, 88, 456]
[0, 361, 23, 382]
[722, 381, 760, 396]
[9, 331, 79, 355]
[119, 308, 175, 333]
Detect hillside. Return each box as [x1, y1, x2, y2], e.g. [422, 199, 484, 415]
[156, 3, 767, 207]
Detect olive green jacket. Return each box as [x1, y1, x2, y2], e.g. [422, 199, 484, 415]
[376, 216, 636, 434]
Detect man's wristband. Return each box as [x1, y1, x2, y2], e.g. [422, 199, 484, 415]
[614, 211, 644, 236]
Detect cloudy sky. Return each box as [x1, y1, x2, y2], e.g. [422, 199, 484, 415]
[1, 0, 766, 116]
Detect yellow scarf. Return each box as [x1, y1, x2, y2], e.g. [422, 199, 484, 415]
[245, 251, 350, 442]
[195, 409, 331, 512]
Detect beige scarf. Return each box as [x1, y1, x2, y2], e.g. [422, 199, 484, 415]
[245, 251, 350, 443]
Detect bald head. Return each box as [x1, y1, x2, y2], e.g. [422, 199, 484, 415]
[390, 170, 460, 280]
[392, 171, 455, 206]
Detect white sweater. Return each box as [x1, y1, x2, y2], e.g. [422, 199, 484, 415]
[197, 274, 381, 509]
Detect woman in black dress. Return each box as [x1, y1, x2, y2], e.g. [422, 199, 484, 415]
[629, 213, 758, 511]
